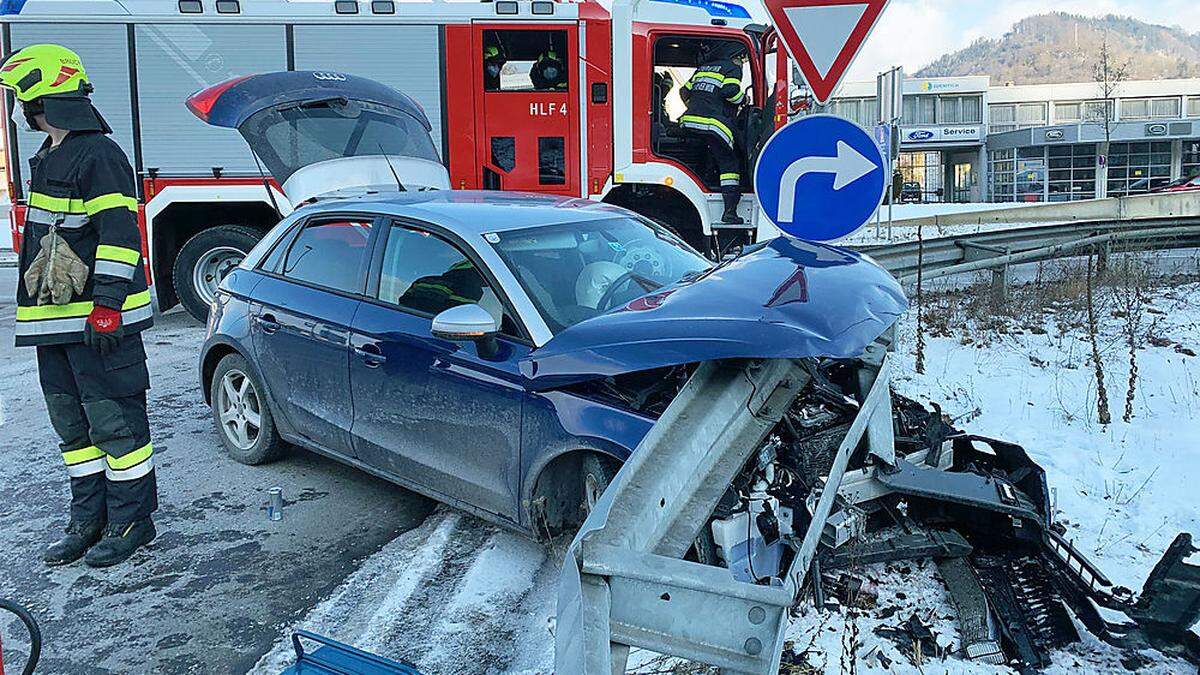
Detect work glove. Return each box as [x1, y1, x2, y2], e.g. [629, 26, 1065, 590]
[84, 305, 123, 356]
[24, 231, 89, 305]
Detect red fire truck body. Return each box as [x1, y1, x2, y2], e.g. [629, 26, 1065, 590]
[3, 0, 789, 319]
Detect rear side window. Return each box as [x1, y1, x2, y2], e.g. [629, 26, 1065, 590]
[282, 218, 373, 293]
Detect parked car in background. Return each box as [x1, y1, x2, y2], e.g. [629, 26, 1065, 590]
[1152, 174, 1200, 193]
[899, 181, 922, 203]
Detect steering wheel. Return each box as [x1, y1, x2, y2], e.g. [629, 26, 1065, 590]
[595, 271, 640, 313]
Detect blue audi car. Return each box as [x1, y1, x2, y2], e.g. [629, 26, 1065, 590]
[195, 72, 906, 537]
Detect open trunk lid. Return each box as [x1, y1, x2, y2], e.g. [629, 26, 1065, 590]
[186, 71, 449, 206]
[520, 237, 907, 388]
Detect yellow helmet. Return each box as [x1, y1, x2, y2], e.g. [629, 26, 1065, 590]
[0, 44, 90, 102]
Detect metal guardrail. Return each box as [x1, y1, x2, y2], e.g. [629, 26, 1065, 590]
[858, 216, 1200, 279]
[557, 354, 896, 674]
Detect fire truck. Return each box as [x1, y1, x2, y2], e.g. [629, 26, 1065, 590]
[2, 0, 791, 320]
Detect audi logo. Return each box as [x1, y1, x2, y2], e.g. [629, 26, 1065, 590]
[313, 72, 347, 81]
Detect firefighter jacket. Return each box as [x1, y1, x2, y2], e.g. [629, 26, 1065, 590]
[679, 57, 745, 149]
[16, 131, 152, 347]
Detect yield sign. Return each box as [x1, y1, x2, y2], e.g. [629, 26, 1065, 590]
[764, 0, 889, 104]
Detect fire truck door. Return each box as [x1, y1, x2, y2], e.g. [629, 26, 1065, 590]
[474, 26, 580, 196]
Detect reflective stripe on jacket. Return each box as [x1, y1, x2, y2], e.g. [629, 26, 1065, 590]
[16, 132, 151, 347]
[679, 58, 744, 147]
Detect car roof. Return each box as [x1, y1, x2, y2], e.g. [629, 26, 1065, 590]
[299, 190, 636, 235]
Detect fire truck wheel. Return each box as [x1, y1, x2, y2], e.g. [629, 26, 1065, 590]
[173, 225, 263, 322]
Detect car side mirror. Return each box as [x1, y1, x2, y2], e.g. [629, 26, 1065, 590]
[431, 304, 501, 357]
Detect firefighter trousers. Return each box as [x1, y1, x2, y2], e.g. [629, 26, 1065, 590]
[36, 334, 157, 524]
[704, 134, 742, 212]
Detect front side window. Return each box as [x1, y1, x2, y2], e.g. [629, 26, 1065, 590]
[376, 223, 519, 335]
[490, 216, 711, 333]
[282, 218, 373, 293]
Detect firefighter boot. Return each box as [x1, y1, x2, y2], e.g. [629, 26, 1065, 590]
[721, 189, 744, 225]
[85, 518, 156, 568]
[44, 518, 105, 566]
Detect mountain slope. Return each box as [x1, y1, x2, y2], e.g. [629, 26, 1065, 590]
[916, 13, 1200, 84]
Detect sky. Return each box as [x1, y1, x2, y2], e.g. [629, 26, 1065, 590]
[742, 0, 1200, 82]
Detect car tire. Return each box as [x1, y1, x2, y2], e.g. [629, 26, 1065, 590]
[173, 225, 262, 322]
[579, 453, 719, 565]
[210, 353, 285, 465]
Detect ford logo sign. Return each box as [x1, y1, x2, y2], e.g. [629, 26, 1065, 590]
[908, 130, 934, 141]
[1045, 129, 1065, 140]
[1146, 123, 1168, 136]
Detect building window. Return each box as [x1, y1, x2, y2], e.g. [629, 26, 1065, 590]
[828, 98, 879, 127]
[898, 151, 943, 201]
[990, 102, 1046, 132]
[1055, 102, 1080, 122]
[1183, 140, 1200, 179]
[1107, 141, 1173, 196]
[903, 95, 937, 125]
[989, 104, 1015, 133]
[940, 97, 960, 123]
[1047, 144, 1096, 201]
[1015, 146, 1046, 202]
[1188, 97, 1200, 118]
[1016, 102, 1047, 127]
[936, 96, 981, 124]
[1120, 97, 1181, 120]
[961, 96, 982, 124]
[988, 148, 1015, 202]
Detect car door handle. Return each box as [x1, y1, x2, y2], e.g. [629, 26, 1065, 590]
[256, 314, 281, 334]
[354, 343, 386, 367]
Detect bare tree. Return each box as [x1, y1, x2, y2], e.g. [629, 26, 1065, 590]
[1087, 37, 1129, 200]
[1085, 254, 1112, 425]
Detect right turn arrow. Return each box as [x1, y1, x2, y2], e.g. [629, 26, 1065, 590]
[776, 140, 879, 222]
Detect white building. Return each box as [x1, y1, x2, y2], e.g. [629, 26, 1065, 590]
[828, 75, 1200, 203]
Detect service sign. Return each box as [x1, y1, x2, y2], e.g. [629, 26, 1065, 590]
[901, 125, 983, 144]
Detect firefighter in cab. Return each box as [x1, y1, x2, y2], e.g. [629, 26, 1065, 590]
[679, 43, 749, 225]
[1, 44, 159, 567]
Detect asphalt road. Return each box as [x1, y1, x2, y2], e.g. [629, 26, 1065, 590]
[0, 268, 435, 674]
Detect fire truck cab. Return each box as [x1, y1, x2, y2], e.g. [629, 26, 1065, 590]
[2, 0, 789, 320]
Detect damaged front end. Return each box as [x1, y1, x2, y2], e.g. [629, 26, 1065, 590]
[550, 237, 1197, 673]
[557, 344, 1200, 673]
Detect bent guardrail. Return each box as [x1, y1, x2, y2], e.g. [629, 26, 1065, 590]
[556, 355, 895, 674]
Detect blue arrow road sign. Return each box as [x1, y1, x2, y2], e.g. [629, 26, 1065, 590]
[754, 114, 886, 240]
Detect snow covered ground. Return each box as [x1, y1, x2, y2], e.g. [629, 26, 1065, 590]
[781, 272, 1200, 674]
[252, 270, 1200, 674]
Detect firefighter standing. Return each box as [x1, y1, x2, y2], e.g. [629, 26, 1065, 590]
[1, 45, 158, 567]
[680, 43, 748, 224]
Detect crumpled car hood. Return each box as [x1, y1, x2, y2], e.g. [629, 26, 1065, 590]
[519, 237, 908, 388]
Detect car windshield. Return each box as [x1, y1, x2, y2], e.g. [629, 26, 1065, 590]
[239, 98, 441, 184]
[490, 216, 711, 333]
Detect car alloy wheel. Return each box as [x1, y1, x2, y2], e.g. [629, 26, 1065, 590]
[217, 368, 262, 451]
